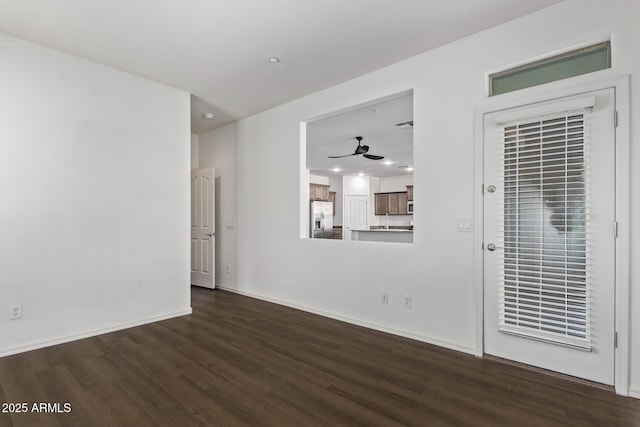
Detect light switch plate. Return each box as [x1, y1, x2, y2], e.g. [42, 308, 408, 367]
[457, 218, 472, 232]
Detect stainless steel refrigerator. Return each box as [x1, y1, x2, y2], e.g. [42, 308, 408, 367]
[310, 201, 333, 239]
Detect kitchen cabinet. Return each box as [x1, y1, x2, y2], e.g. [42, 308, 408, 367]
[332, 226, 342, 240]
[329, 191, 336, 215]
[397, 192, 408, 215]
[310, 183, 331, 201]
[388, 193, 399, 214]
[374, 192, 408, 215]
[406, 185, 413, 201]
[374, 193, 388, 215]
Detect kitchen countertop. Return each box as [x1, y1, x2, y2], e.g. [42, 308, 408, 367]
[351, 228, 413, 232]
[350, 228, 413, 243]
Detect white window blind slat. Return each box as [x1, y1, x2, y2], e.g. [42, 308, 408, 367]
[502, 303, 587, 315]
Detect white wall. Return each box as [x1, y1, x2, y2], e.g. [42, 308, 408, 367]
[378, 175, 413, 193]
[0, 32, 191, 356]
[231, 0, 640, 395]
[191, 134, 199, 169]
[343, 175, 371, 195]
[309, 174, 329, 185]
[198, 123, 238, 288]
[328, 175, 343, 226]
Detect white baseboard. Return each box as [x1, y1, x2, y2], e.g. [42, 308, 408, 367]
[217, 285, 475, 356]
[629, 387, 640, 400]
[0, 308, 192, 358]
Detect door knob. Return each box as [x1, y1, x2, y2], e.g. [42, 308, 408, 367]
[487, 243, 496, 251]
[207, 233, 214, 237]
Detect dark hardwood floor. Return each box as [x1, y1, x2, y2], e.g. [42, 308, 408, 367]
[1, 287, 638, 426]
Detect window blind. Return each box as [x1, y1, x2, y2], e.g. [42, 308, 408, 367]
[497, 109, 591, 350]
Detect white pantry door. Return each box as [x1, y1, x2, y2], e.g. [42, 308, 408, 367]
[191, 168, 215, 288]
[483, 89, 616, 385]
[343, 195, 367, 240]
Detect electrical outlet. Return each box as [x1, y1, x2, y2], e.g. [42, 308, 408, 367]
[226, 264, 231, 274]
[403, 295, 412, 308]
[381, 291, 389, 304]
[9, 304, 22, 320]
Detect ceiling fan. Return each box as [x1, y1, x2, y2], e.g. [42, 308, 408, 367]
[328, 136, 384, 160]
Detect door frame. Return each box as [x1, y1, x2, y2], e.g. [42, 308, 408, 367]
[472, 74, 630, 395]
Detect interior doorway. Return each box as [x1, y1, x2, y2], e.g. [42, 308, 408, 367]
[191, 167, 216, 288]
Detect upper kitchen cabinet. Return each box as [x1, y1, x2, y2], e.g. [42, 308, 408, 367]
[374, 193, 388, 215]
[310, 183, 331, 201]
[375, 191, 408, 215]
[397, 192, 408, 215]
[329, 191, 336, 216]
[388, 193, 399, 215]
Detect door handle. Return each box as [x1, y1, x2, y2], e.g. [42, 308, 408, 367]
[206, 233, 214, 237]
[487, 243, 496, 251]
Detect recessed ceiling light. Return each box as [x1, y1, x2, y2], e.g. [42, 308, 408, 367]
[269, 57, 280, 63]
[399, 165, 414, 172]
[202, 112, 215, 119]
[383, 160, 393, 166]
[332, 167, 342, 173]
[358, 172, 364, 177]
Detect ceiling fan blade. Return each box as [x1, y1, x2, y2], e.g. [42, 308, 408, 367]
[328, 153, 357, 158]
[363, 154, 384, 160]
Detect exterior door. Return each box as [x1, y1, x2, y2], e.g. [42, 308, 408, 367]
[343, 195, 367, 240]
[483, 89, 616, 385]
[191, 168, 215, 288]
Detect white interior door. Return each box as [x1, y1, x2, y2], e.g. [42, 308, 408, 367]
[343, 195, 368, 240]
[483, 89, 616, 385]
[191, 168, 215, 288]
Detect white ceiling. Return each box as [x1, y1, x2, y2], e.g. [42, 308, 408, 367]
[307, 92, 413, 178]
[0, 0, 563, 134]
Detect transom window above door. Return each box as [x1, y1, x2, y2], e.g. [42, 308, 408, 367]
[489, 42, 611, 96]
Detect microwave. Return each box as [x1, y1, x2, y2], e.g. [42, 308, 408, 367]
[407, 200, 414, 213]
